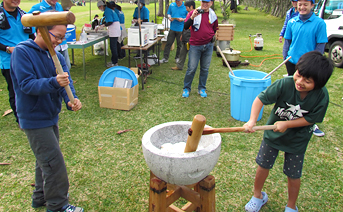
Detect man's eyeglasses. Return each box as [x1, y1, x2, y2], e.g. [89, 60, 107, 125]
[49, 31, 66, 42]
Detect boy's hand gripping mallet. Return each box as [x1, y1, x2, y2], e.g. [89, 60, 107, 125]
[21, 11, 76, 104]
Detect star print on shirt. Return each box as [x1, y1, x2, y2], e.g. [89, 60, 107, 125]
[275, 102, 309, 120]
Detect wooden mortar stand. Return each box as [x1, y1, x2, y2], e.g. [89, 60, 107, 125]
[149, 115, 215, 211]
[149, 172, 215, 212]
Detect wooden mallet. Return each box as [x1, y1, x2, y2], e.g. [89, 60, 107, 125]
[21, 11, 76, 104]
[184, 114, 207, 153]
[185, 115, 277, 153]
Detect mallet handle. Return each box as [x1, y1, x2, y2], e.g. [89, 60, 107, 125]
[201, 125, 276, 135]
[38, 26, 75, 104]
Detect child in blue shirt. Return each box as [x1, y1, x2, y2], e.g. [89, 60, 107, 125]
[283, 0, 328, 137]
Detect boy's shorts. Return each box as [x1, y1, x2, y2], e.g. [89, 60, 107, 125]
[255, 140, 304, 179]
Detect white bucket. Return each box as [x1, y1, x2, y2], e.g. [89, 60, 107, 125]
[65, 24, 76, 42]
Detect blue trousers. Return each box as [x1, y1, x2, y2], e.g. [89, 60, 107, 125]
[183, 42, 213, 91]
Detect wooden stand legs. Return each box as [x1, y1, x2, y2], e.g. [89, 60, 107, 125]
[149, 172, 215, 212]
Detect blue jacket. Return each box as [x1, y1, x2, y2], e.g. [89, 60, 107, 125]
[10, 40, 77, 129]
[279, 7, 298, 37]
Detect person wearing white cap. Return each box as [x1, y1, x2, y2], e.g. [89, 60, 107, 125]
[96, 0, 121, 67]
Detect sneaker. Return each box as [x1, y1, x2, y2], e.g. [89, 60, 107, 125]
[313, 124, 324, 137]
[32, 199, 46, 208]
[159, 58, 168, 63]
[106, 63, 118, 68]
[198, 89, 207, 98]
[47, 204, 84, 212]
[182, 89, 189, 98]
[175, 58, 180, 63]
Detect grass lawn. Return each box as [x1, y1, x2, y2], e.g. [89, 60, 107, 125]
[1, 1, 342, 211]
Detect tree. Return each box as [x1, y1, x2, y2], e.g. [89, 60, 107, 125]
[158, 0, 163, 16]
[240, 0, 291, 18]
[219, 0, 231, 23]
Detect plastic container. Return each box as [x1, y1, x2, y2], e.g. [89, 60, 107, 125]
[99, 66, 138, 87]
[127, 27, 149, 46]
[229, 70, 271, 122]
[80, 30, 87, 42]
[142, 22, 157, 40]
[65, 24, 76, 42]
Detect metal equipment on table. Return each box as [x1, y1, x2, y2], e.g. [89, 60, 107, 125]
[121, 37, 162, 89]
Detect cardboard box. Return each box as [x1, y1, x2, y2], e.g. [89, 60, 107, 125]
[161, 41, 174, 51]
[98, 68, 139, 111]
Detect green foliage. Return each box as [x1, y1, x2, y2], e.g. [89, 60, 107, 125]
[1, 2, 342, 211]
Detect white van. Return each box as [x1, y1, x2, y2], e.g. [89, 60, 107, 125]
[314, 0, 343, 67]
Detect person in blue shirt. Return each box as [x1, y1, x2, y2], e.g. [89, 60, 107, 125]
[28, 0, 72, 71]
[97, 0, 121, 67]
[114, 3, 126, 59]
[10, 24, 83, 212]
[160, 0, 188, 64]
[279, 0, 298, 43]
[0, 0, 34, 126]
[132, 0, 149, 23]
[283, 0, 328, 137]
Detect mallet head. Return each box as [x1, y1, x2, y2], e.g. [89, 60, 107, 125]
[21, 11, 75, 27]
[184, 114, 206, 153]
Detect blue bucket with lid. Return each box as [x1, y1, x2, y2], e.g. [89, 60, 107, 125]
[99, 66, 138, 87]
[229, 70, 271, 122]
[65, 24, 76, 42]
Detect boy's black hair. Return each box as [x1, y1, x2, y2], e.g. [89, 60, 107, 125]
[46, 25, 68, 30]
[184, 0, 195, 9]
[295, 51, 333, 90]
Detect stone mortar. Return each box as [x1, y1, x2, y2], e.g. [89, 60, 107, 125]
[142, 121, 221, 185]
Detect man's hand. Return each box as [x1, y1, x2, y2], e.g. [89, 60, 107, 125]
[176, 18, 184, 22]
[68, 98, 82, 111]
[56, 72, 70, 87]
[8, 47, 15, 53]
[191, 10, 200, 20]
